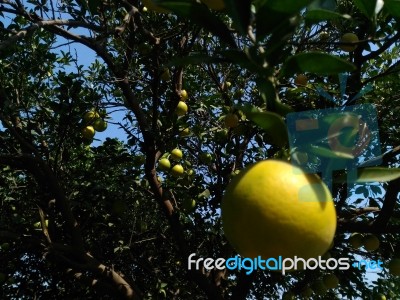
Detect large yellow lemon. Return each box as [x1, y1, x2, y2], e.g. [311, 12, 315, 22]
[221, 160, 336, 260]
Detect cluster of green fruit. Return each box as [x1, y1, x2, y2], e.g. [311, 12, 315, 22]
[176, 89, 188, 117]
[176, 90, 191, 137]
[81, 110, 108, 144]
[348, 233, 380, 251]
[158, 148, 185, 177]
[347, 233, 400, 275]
[157, 148, 197, 213]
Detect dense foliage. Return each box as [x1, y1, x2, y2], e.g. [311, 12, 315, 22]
[0, 0, 399, 299]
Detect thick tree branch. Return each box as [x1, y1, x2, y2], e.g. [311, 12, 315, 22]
[0, 153, 85, 251]
[48, 243, 140, 299]
[371, 178, 400, 231]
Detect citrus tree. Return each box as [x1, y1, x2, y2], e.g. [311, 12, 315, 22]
[0, 0, 400, 299]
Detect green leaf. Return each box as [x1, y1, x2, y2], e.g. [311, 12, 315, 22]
[256, 7, 291, 41]
[308, 0, 336, 11]
[220, 50, 264, 73]
[335, 168, 400, 183]
[255, 77, 276, 107]
[384, 0, 400, 17]
[353, 0, 377, 18]
[253, 78, 294, 116]
[305, 9, 351, 21]
[281, 52, 356, 76]
[309, 145, 354, 160]
[225, 0, 252, 36]
[238, 103, 262, 114]
[355, 167, 400, 183]
[160, 1, 237, 48]
[263, 15, 300, 52]
[264, 0, 314, 14]
[241, 107, 289, 146]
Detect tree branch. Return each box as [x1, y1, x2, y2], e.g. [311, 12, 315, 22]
[371, 178, 400, 231]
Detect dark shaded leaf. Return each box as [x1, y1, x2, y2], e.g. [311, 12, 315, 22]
[225, 0, 252, 36]
[384, 0, 400, 17]
[240, 106, 289, 146]
[305, 9, 351, 21]
[308, 0, 337, 10]
[281, 52, 356, 75]
[354, 0, 377, 18]
[264, 0, 314, 14]
[160, 1, 237, 48]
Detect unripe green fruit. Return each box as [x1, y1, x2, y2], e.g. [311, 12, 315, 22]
[180, 90, 188, 101]
[374, 293, 386, 300]
[93, 119, 107, 132]
[161, 68, 171, 81]
[176, 101, 188, 116]
[83, 111, 99, 123]
[312, 280, 328, 295]
[224, 113, 239, 128]
[348, 233, 363, 248]
[200, 153, 213, 164]
[362, 234, 380, 252]
[171, 164, 184, 177]
[179, 127, 190, 137]
[158, 158, 171, 171]
[323, 273, 339, 289]
[388, 258, 400, 276]
[82, 126, 95, 139]
[182, 198, 196, 213]
[339, 33, 359, 52]
[170, 148, 183, 161]
[301, 287, 313, 298]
